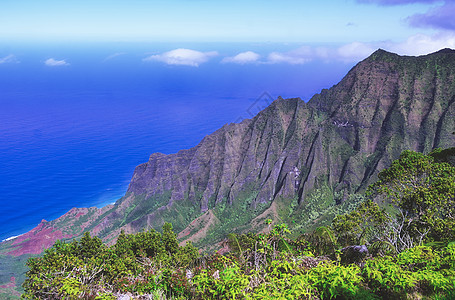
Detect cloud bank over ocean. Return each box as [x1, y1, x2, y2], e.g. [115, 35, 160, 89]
[219, 34, 455, 66]
[3, 38, 454, 71]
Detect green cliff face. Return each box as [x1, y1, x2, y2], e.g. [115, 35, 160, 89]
[309, 48, 455, 191]
[2, 49, 455, 256]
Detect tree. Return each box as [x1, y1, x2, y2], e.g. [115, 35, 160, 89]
[162, 222, 179, 255]
[332, 199, 389, 247]
[78, 231, 104, 258]
[305, 225, 338, 256]
[367, 150, 455, 243]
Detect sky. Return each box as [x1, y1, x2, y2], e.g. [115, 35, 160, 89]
[0, 0, 455, 64]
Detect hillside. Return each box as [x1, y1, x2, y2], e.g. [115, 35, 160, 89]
[20, 148, 455, 299]
[1, 48, 455, 261]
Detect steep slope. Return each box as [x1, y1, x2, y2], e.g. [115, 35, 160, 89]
[308, 48, 455, 191]
[2, 49, 455, 257]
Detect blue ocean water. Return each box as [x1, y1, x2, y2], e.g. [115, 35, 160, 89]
[0, 43, 354, 241]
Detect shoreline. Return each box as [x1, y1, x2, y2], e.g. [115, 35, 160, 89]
[1, 234, 23, 243]
[1, 191, 125, 244]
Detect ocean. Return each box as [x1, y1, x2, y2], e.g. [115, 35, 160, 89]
[0, 42, 354, 241]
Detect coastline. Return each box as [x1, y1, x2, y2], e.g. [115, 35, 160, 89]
[0, 189, 125, 243]
[1, 234, 23, 243]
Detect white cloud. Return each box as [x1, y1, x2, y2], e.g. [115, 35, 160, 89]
[0, 54, 18, 64]
[147, 35, 454, 69]
[332, 33, 455, 58]
[314, 47, 331, 60]
[45, 58, 69, 67]
[337, 42, 376, 61]
[103, 52, 126, 62]
[263, 34, 455, 66]
[221, 51, 260, 64]
[267, 46, 314, 64]
[264, 44, 374, 64]
[385, 32, 455, 56]
[143, 48, 218, 67]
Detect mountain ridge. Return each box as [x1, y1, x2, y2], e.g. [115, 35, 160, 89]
[1, 48, 455, 257]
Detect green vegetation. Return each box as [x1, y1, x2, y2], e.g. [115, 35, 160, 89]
[21, 149, 455, 299]
[22, 223, 199, 299]
[368, 149, 455, 246]
[21, 223, 455, 299]
[0, 254, 32, 299]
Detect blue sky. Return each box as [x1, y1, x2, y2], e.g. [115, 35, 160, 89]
[0, 0, 454, 64]
[0, 0, 430, 42]
[0, 0, 445, 42]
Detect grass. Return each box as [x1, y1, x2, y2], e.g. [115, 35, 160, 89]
[0, 254, 35, 297]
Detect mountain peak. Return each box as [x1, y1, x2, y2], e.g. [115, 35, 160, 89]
[366, 48, 400, 62]
[371, 48, 394, 56]
[431, 48, 455, 55]
[365, 48, 455, 63]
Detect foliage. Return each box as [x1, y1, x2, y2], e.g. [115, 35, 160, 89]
[367, 150, 455, 243]
[304, 225, 337, 256]
[21, 149, 455, 299]
[362, 244, 455, 298]
[0, 254, 32, 296]
[22, 222, 455, 299]
[328, 150, 455, 255]
[332, 200, 389, 248]
[22, 223, 198, 299]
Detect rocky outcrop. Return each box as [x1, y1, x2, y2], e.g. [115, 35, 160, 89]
[2, 48, 455, 256]
[308, 49, 455, 191]
[127, 97, 321, 207]
[340, 245, 369, 264]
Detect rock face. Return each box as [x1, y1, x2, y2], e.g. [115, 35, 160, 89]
[341, 245, 369, 264]
[308, 49, 455, 190]
[2, 49, 455, 255]
[127, 97, 321, 208]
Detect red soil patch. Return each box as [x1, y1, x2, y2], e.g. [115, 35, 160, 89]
[7, 221, 73, 256]
[178, 210, 220, 245]
[0, 277, 21, 297]
[0, 276, 15, 289]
